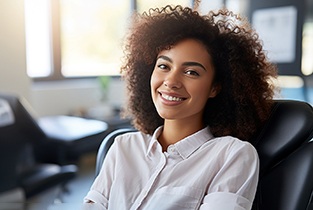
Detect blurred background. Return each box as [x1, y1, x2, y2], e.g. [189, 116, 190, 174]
[0, 0, 313, 209]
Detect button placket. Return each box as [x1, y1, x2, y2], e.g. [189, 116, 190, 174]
[131, 150, 167, 210]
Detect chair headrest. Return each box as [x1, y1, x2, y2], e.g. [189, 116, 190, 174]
[0, 93, 46, 142]
[252, 100, 313, 176]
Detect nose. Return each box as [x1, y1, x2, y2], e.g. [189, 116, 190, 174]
[163, 71, 182, 89]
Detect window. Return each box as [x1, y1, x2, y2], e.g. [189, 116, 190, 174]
[25, 0, 131, 79]
[302, 22, 313, 76]
[60, 0, 131, 77]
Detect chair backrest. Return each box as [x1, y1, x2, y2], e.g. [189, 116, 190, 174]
[95, 99, 313, 210]
[251, 100, 313, 210]
[95, 127, 136, 176]
[0, 93, 46, 193]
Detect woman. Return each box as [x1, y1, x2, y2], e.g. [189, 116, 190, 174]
[84, 5, 277, 210]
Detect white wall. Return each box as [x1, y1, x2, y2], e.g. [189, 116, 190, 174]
[0, 0, 126, 117]
[0, 0, 31, 101]
[31, 78, 126, 117]
[31, 79, 102, 116]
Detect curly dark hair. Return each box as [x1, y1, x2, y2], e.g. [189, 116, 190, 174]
[120, 5, 277, 141]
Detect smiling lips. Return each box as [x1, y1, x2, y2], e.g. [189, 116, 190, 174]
[160, 92, 186, 102]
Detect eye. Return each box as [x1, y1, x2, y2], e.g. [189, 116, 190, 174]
[185, 70, 200, 76]
[157, 64, 169, 70]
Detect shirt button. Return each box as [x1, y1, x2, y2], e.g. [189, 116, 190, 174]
[168, 145, 174, 152]
[168, 145, 178, 155]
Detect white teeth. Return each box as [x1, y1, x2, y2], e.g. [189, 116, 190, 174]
[162, 93, 183, 101]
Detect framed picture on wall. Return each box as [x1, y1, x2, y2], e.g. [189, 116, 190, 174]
[248, 0, 305, 76]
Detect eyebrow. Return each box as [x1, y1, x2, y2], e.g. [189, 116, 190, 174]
[157, 55, 207, 71]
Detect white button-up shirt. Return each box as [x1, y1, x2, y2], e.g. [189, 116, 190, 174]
[84, 126, 259, 210]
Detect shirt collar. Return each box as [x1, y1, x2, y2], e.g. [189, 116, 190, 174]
[146, 126, 164, 156]
[147, 126, 214, 159]
[175, 126, 214, 159]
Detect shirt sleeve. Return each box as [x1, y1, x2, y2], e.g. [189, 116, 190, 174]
[83, 136, 120, 209]
[200, 140, 259, 210]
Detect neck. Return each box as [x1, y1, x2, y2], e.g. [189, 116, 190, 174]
[158, 119, 204, 151]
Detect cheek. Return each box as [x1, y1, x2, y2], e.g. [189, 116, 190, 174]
[189, 82, 213, 102]
[150, 71, 161, 90]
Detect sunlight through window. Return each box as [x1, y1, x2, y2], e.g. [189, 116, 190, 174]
[24, 0, 52, 78]
[60, 0, 130, 77]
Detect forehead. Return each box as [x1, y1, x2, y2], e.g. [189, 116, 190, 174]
[157, 39, 212, 64]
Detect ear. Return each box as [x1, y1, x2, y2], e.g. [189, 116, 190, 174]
[208, 83, 221, 99]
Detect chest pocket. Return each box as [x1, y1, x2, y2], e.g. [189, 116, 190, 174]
[144, 186, 204, 210]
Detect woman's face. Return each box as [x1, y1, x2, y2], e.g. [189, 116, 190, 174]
[150, 38, 219, 124]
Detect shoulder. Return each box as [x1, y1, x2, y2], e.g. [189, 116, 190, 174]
[115, 130, 150, 141]
[207, 136, 259, 160]
[113, 130, 152, 149]
[211, 135, 256, 149]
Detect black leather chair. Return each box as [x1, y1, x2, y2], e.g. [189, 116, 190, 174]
[0, 93, 77, 201]
[95, 100, 313, 210]
[251, 100, 313, 210]
[0, 92, 109, 165]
